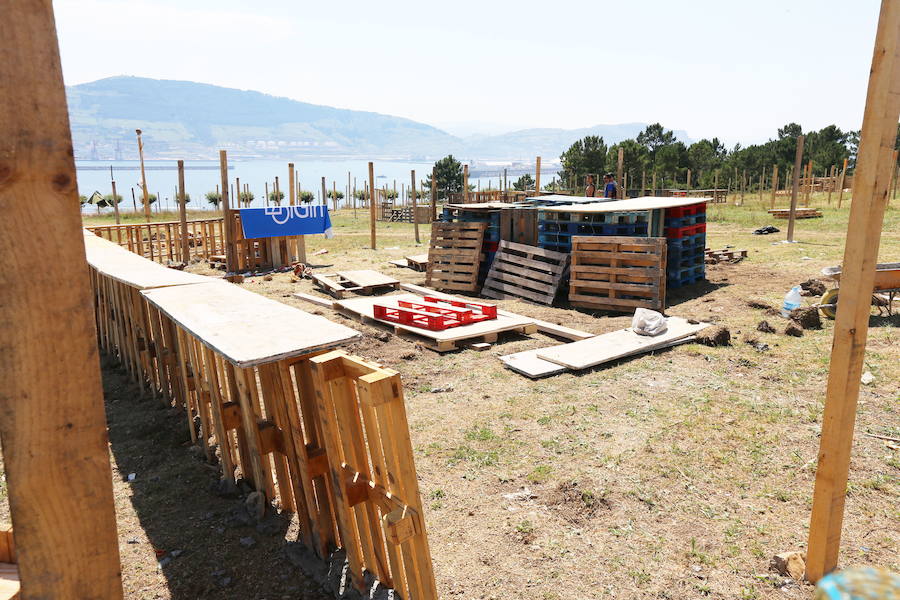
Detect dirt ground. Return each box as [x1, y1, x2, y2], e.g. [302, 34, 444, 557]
[2, 197, 897, 599]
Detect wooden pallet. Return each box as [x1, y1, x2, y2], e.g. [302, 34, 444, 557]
[388, 254, 429, 272]
[481, 241, 569, 305]
[426, 222, 486, 292]
[705, 248, 748, 263]
[568, 236, 667, 312]
[768, 208, 823, 219]
[334, 294, 536, 352]
[312, 269, 400, 299]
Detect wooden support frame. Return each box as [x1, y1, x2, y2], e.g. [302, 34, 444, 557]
[0, 1, 123, 596]
[806, 0, 900, 583]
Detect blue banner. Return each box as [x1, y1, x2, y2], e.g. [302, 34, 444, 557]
[239, 205, 333, 239]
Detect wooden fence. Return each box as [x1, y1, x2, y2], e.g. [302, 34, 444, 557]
[84, 230, 437, 598]
[87, 218, 224, 264]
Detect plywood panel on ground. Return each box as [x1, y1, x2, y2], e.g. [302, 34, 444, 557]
[141, 281, 360, 367]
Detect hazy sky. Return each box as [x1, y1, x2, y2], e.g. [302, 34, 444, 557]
[55, 0, 882, 145]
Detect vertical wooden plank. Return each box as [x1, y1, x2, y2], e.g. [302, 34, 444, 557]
[201, 346, 235, 479]
[770, 164, 779, 209]
[220, 150, 237, 272]
[806, 0, 900, 582]
[411, 169, 420, 243]
[234, 367, 270, 500]
[534, 156, 542, 197]
[369, 161, 377, 249]
[136, 129, 151, 222]
[256, 366, 295, 512]
[431, 167, 437, 221]
[787, 135, 805, 242]
[0, 1, 123, 595]
[616, 148, 624, 199]
[838, 157, 848, 207]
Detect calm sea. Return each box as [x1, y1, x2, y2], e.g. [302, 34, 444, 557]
[76, 159, 504, 213]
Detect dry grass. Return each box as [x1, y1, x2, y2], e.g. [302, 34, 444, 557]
[2, 194, 897, 599]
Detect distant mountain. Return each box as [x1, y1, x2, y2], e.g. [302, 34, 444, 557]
[66, 76, 690, 161]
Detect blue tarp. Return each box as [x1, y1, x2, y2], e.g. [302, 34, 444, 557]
[239, 205, 333, 239]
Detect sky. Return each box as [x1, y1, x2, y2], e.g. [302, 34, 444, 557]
[55, 0, 882, 146]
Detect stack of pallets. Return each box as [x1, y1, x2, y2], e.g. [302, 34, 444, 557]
[481, 241, 570, 305]
[664, 202, 707, 288]
[537, 209, 649, 253]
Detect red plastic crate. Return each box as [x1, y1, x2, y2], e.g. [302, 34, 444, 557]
[373, 297, 497, 330]
[483, 240, 500, 253]
[665, 202, 707, 219]
[665, 222, 707, 239]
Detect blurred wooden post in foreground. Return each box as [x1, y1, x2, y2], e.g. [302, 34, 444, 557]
[806, 0, 900, 582]
[369, 161, 376, 249]
[0, 0, 124, 596]
[178, 160, 189, 263]
[787, 135, 805, 242]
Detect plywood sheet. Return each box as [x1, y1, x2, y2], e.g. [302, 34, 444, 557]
[141, 281, 360, 367]
[83, 232, 209, 289]
[336, 270, 399, 288]
[536, 317, 708, 370]
[536, 196, 709, 213]
[334, 294, 535, 342]
[499, 348, 567, 378]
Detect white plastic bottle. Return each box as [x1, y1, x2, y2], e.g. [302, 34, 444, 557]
[781, 285, 802, 318]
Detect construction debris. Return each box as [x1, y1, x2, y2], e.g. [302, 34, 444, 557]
[785, 322, 804, 337]
[790, 306, 822, 330]
[800, 278, 827, 296]
[770, 551, 806, 580]
[696, 325, 731, 346]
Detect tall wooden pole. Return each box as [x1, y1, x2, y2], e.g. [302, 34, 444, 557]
[110, 177, 121, 225]
[411, 169, 420, 243]
[368, 162, 376, 249]
[178, 160, 189, 263]
[322, 177, 328, 211]
[1, 1, 124, 595]
[616, 148, 624, 199]
[652, 171, 658, 195]
[770, 165, 779, 208]
[220, 150, 236, 271]
[837, 158, 848, 207]
[431, 166, 438, 221]
[807, 0, 900, 581]
[686, 168, 692, 189]
[535, 156, 542, 196]
[136, 128, 151, 222]
[288, 163, 295, 205]
[827, 165, 835, 205]
[804, 161, 813, 206]
[463, 164, 469, 202]
[787, 136, 805, 242]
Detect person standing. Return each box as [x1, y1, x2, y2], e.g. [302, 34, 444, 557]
[603, 173, 618, 199]
[584, 174, 596, 197]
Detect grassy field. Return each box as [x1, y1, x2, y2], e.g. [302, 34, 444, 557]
[7, 194, 897, 598]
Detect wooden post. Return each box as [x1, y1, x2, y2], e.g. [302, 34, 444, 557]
[1, 1, 124, 595]
[321, 177, 328, 212]
[220, 150, 236, 271]
[369, 161, 376, 249]
[827, 165, 835, 204]
[652, 171, 658, 195]
[686, 168, 692, 189]
[136, 128, 151, 222]
[804, 161, 813, 206]
[641, 169, 646, 195]
[770, 165, 779, 208]
[713, 170, 718, 197]
[463, 163, 469, 202]
[787, 135, 805, 242]
[616, 147, 624, 199]
[410, 169, 420, 243]
[110, 178, 121, 225]
[807, 0, 899, 581]
[265, 181, 269, 207]
[837, 158, 848, 207]
[178, 160, 189, 263]
[431, 166, 437, 221]
[535, 156, 542, 196]
[288, 163, 295, 205]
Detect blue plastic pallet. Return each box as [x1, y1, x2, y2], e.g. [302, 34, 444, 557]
[667, 232, 706, 250]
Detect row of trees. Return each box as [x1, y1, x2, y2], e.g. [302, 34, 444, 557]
[557, 122, 865, 191]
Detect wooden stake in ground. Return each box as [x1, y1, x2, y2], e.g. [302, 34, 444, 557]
[321, 177, 328, 212]
[806, 1, 900, 581]
[686, 168, 692, 189]
[110, 173, 121, 225]
[431, 166, 437, 221]
[771, 164, 779, 208]
[652, 171, 658, 195]
[136, 128, 151, 221]
[787, 136, 806, 242]
[411, 169, 420, 243]
[827, 165, 835, 205]
[220, 150, 236, 271]
[535, 156, 542, 196]
[463, 163, 469, 202]
[369, 161, 376, 249]
[837, 158, 848, 207]
[616, 147, 624, 199]
[288, 163, 295, 205]
[178, 159, 189, 263]
[805, 161, 813, 206]
[1, 1, 124, 595]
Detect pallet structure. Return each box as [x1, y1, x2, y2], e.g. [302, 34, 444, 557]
[312, 269, 400, 299]
[481, 241, 569, 305]
[705, 248, 748, 263]
[388, 254, 429, 272]
[768, 207, 823, 219]
[426, 221, 486, 292]
[84, 230, 438, 599]
[0, 526, 17, 599]
[87, 217, 224, 264]
[373, 297, 497, 330]
[569, 236, 667, 312]
[335, 293, 537, 351]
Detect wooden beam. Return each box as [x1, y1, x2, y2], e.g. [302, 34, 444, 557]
[806, 0, 900, 582]
[837, 158, 848, 207]
[787, 135, 805, 242]
[0, 1, 123, 595]
[220, 150, 236, 271]
[616, 147, 624, 199]
[770, 164, 779, 209]
[178, 159, 189, 263]
[535, 156, 542, 196]
[369, 161, 376, 249]
[463, 163, 469, 203]
[136, 129, 151, 222]
[411, 169, 420, 243]
[431, 166, 437, 221]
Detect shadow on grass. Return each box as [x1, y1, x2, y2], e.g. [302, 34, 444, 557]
[101, 354, 329, 599]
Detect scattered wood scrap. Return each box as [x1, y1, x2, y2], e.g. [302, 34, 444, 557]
[481, 241, 569, 305]
[499, 348, 568, 378]
[312, 269, 400, 298]
[705, 248, 748, 263]
[333, 293, 537, 352]
[389, 253, 429, 272]
[768, 208, 822, 219]
[426, 221, 486, 292]
[534, 317, 707, 371]
[569, 236, 667, 313]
